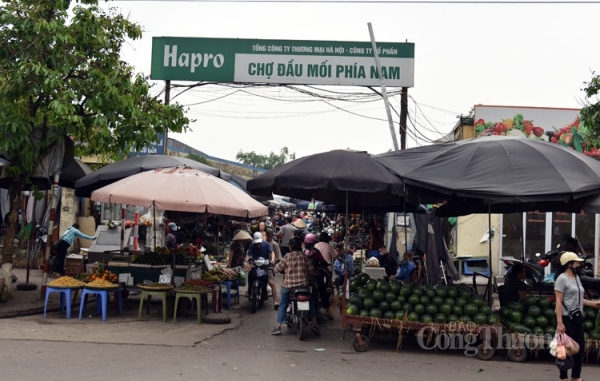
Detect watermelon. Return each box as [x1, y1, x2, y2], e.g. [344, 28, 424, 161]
[408, 295, 420, 305]
[385, 291, 397, 303]
[536, 316, 549, 329]
[473, 313, 487, 325]
[425, 304, 438, 316]
[346, 304, 359, 315]
[447, 314, 458, 323]
[488, 314, 500, 325]
[369, 308, 383, 318]
[421, 314, 433, 323]
[523, 316, 536, 328]
[500, 308, 513, 319]
[528, 305, 541, 318]
[543, 308, 555, 320]
[412, 288, 423, 297]
[383, 310, 395, 319]
[350, 280, 361, 292]
[470, 297, 485, 308]
[436, 286, 448, 298]
[463, 304, 479, 317]
[357, 273, 370, 285]
[510, 311, 524, 324]
[590, 331, 600, 340]
[359, 309, 369, 317]
[349, 296, 363, 309]
[414, 304, 425, 316]
[399, 286, 412, 297]
[509, 302, 526, 314]
[459, 315, 472, 323]
[533, 326, 545, 335]
[583, 320, 595, 333]
[455, 297, 468, 307]
[420, 296, 431, 306]
[510, 323, 532, 334]
[524, 295, 538, 306]
[378, 282, 390, 293]
[459, 288, 472, 300]
[585, 308, 596, 320]
[395, 310, 406, 320]
[444, 298, 456, 306]
[447, 286, 459, 299]
[363, 298, 376, 310]
[365, 279, 377, 292]
[537, 297, 550, 309]
[407, 312, 419, 321]
[434, 313, 446, 324]
[402, 303, 413, 313]
[439, 304, 453, 316]
[545, 326, 556, 336]
[379, 301, 390, 312]
[396, 295, 406, 304]
[357, 289, 371, 300]
[424, 287, 436, 300]
[479, 305, 492, 316]
[432, 296, 444, 307]
[390, 300, 402, 312]
[372, 290, 385, 302]
[452, 305, 463, 316]
[389, 281, 402, 295]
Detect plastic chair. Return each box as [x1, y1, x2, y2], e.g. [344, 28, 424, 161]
[138, 290, 169, 322]
[221, 280, 239, 310]
[79, 288, 122, 321]
[44, 287, 78, 319]
[173, 292, 202, 324]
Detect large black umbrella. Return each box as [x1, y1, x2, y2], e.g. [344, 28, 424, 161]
[247, 150, 409, 210]
[75, 154, 229, 197]
[375, 135, 600, 204]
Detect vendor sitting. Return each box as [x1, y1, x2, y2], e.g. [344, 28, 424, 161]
[503, 262, 527, 305]
[395, 251, 415, 282]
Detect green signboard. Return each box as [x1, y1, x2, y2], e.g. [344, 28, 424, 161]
[151, 37, 415, 87]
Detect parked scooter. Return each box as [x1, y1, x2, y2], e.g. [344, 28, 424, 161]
[502, 249, 561, 296]
[285, 286, 313, 340]
[247, 257, 270, 313]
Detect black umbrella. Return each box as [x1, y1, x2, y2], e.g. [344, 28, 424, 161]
[375, 135, 600, 203]
[75, 154, 228, 197]
[247, 150, 408, 210]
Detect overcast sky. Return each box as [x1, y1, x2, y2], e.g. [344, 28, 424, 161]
[101, 0, 600, 161]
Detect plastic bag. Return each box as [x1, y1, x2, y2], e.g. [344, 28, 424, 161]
[239, 269, 247, 287]
[557, 332, 580, 357]
[556, 355, 574, 372]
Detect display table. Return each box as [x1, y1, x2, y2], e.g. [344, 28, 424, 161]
[107, 265, 188, 284]
[137, 285, 174, 323]
[173, 287, 219, 324]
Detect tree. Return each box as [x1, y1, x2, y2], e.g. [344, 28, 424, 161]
[187, 153, 211, 166]
[580, 72, 600, 150]
[0, 0, 189, 263]
[235, 147, 296, 170]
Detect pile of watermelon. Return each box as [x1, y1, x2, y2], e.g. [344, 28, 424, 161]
[501, 295, 600, 340]
[345, 273, 499, 325]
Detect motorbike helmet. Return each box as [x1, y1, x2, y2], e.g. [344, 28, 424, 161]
[538, 259, 550, 267]
[304, 233, 317, 244]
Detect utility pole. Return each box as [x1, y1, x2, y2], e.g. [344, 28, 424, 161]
[163, 80, 171, 156]
[400, 87, 408, 150]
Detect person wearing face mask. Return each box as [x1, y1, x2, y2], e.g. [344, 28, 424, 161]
[554, 252, 600, 381]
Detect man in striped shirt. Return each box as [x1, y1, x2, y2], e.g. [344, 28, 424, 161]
[271, 237, 320, 336]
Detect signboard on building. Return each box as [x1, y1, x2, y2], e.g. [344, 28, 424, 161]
[472, 105, 600, 155]
[151, 37, 415, 87]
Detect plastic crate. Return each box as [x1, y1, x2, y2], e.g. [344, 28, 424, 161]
[462, 258, 490, 276]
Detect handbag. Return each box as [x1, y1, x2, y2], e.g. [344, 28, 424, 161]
[52, 227, 72, 248]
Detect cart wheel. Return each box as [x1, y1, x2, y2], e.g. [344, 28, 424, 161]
[476, 343, 495, 361]
[507, 348, 527, 362]
[352, 334, 369, 352]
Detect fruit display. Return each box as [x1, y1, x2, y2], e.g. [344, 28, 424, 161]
[132, 247, 196, 266]
[501, 295, 600, 339]
[137, 282, 173, 290]
[200, 267, 239, 283]
[48, 276, 85, 288]
[176, 279, 216, 293]
[345, 273, 499, 325]
[84, 267, 118, 283]
[85, 279, 120, 289]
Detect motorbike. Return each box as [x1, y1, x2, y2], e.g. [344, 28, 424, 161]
[308, 267, 333, 313]
[502, 249, 561, 296]
[285, 286, 313, 340]
[247, 257, 270, 313]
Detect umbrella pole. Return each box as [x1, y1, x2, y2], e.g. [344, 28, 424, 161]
[404, 201, 408, 254]
[120, 204, 126, 255]
[133, 206, 139, 251]
[153, 201, 156, 249]
[488, 204, 493, 307]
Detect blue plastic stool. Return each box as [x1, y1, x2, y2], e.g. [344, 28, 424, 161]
[79, 288, 122, 321]
[221, 280, 239, 310]
[44, 287, 78, 319]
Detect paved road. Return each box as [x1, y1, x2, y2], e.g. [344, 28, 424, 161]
[2, 294, 599, 381]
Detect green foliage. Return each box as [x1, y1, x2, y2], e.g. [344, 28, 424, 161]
[0, 0, 189, 173]
[235, 147, 296, 170]
[186, 153, 211, 165]
[580, 72, 600, 148]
